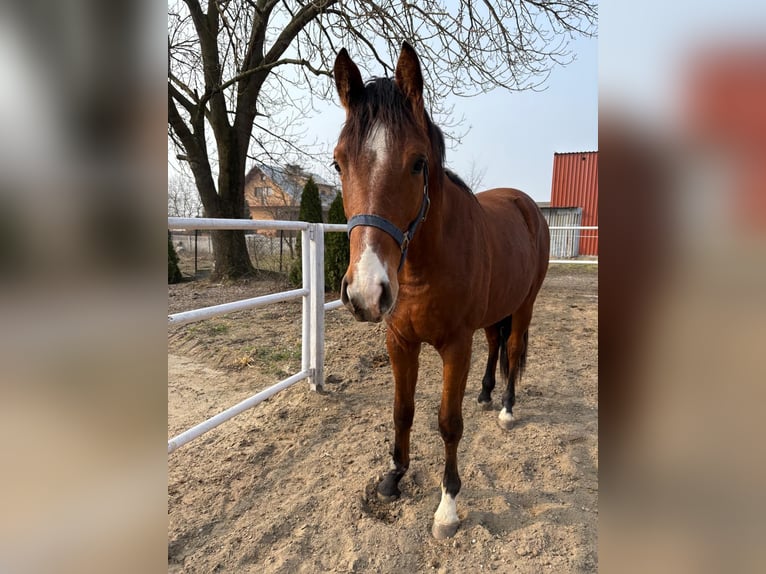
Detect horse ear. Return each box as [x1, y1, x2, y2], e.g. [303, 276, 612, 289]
[334, 48, 365, 110]
[395, 41, 424, 116]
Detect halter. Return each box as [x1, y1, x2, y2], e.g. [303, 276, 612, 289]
[347, 164, 431, 273]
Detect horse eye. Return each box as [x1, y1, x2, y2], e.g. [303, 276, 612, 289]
[412, 158, 426, 174]
[331, 160, 341, 174]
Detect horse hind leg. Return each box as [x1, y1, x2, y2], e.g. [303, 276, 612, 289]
[477, 317, 512, 409]
[498, 307, 532, 431]
[477, 324, 499, 408]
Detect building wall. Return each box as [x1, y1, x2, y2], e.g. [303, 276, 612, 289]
[550, 151, 598, 255]
[243, 166, 339, 224]
[243, 169, 294, 219]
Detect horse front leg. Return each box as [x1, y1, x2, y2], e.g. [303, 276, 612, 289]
[377, 331, 421, 501]
[433, 334, 472, 539]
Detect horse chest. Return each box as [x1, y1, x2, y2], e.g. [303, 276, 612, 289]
[390, 284, 479, 344]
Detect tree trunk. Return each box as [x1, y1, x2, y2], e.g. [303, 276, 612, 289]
[210, 228, 253, 280]
[211, 160, 256, 280]
[195, 123, 256, 281]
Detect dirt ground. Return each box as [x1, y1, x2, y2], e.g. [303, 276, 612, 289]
[168, 264, 597, 573]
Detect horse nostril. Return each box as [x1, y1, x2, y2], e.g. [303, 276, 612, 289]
[340, 275, 350, 304]
[379, 281, 393, 314]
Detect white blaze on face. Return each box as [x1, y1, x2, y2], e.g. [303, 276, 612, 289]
[347, 240, 389, 314]
[434, 484, 459, 526]
[365, 121, 389, 192]
[345, 121, 394, 316]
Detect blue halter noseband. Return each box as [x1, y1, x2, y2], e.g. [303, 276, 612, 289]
[346, 165, 431, 272]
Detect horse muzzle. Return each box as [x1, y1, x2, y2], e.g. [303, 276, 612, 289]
[340, 272, 395, 323]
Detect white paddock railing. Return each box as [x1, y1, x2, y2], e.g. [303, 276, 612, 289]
[167, 219, 596, 453]
[167, 217, 345, 454]
[548, 226, 598, 265]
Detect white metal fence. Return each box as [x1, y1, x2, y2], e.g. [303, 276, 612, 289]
[167, 217, 344, 454]
[167, 218, 597, 454]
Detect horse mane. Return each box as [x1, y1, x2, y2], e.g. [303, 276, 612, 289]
[340, 77, 446, 181]
[445, 169, 475, 195]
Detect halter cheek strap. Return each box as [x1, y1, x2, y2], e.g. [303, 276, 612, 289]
[347, 165, 430, 272]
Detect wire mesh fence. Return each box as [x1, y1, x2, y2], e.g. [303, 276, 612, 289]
[170, 230, 299, 277]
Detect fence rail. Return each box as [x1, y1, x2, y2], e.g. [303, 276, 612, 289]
[168, 288, 307, 328]
[168, 217, 310, 231]
[167, 370, 310, 454]
[168, 218, 597, 453]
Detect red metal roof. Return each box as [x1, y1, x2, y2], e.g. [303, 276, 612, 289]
[550, 151, 599, 255]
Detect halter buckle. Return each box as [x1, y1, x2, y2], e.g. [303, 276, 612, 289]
[400, 232, 411, 253]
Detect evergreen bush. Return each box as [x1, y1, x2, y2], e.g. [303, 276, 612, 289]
[289, 177, 323, 286]
[324, 192, 349, 292]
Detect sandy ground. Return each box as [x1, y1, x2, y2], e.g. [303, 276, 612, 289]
[168, 265, 597, 573]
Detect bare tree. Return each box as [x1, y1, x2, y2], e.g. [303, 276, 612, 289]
[168, 0, 596, 279]
[463, 159, 489, 192]
[168, 172, 202, 218]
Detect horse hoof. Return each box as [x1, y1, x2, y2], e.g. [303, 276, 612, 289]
[376, 490, 400, 503]
[376, 475, 401, 502]
[497, 407, 514, 430]
[477, 399, 493, 411]
[432, 520, 460, 539]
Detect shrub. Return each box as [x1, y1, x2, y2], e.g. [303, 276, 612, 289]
[324, 192, 349, 292]
[289, 177, 323, 286]
[168, 232, 183, 284]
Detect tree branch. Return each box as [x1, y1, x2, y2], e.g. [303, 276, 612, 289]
[168, 73, 199, 114]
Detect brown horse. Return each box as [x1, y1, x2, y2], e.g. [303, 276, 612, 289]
[333, 42, 550, 539]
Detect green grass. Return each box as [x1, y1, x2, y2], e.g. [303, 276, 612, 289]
[234, 344, 301, 376]
[252, 345, 301, 364]
[188, 321, 230, 336]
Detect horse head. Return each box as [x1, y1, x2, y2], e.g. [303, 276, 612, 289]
[332, 42, 436, 322]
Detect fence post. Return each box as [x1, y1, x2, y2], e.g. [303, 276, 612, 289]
[301, 228, 310, 378]
[194, 229, 199, 277]
[308, 223, 325, 391]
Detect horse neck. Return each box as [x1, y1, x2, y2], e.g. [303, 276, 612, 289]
[401, 171, 479, 278]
